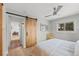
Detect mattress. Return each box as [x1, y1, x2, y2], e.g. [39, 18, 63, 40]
[37, 38, 76, 56]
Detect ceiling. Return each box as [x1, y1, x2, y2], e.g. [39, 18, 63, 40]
[4, 3, 79, 20]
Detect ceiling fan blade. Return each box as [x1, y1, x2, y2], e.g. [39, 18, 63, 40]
[45, 14, 52, 17]
[45, 5, 63, 17]
[53, 5, 63, 15]
[56, 5, 63, 12]
[53, 12, 57, 15]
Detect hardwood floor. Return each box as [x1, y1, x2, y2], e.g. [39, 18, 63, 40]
[8, 46, 48, 56]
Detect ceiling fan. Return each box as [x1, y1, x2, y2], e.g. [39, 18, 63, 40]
[45, 5, 63, 17]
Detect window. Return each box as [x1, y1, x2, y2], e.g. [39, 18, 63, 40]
[58, 22, 74, 31]
[65, 22, 74, 31]
[58, 23, 64, 31]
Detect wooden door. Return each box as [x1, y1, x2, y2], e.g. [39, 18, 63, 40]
[0, 3, 2, 56]
[25, 18, 37, 48]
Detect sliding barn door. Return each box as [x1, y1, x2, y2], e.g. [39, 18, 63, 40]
[0, 3, 2, 55]
[25, 18, 37, 48]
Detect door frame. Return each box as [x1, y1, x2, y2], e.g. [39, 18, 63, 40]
[0, 3, 3, 56]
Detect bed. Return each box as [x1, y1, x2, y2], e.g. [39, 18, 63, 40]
[37, 38, 79, 56]
[8, 38, 79, 56]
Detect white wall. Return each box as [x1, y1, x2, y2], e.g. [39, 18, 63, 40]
[37, 17, 48, 44]
[48, 14, 79, 42]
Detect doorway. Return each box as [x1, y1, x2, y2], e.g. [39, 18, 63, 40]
[9, 21, 25, 49]
[10, 22, 21, 48]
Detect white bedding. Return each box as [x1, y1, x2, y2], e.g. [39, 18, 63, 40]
[37, 38, 76, 56]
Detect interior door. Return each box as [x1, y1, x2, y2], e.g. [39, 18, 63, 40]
[0, 3, 2, 56]
[25, 18, 37, 48]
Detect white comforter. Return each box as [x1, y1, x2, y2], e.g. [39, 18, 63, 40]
[37, 38, 76, 56]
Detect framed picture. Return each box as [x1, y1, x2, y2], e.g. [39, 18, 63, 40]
[40, 24, 48, 31]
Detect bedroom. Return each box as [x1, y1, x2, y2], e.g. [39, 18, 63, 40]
[1, 3, 79, 56]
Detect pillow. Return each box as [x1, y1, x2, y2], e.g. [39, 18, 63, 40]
[74, 40, 79, 56]
[47, 33, 55, 39]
